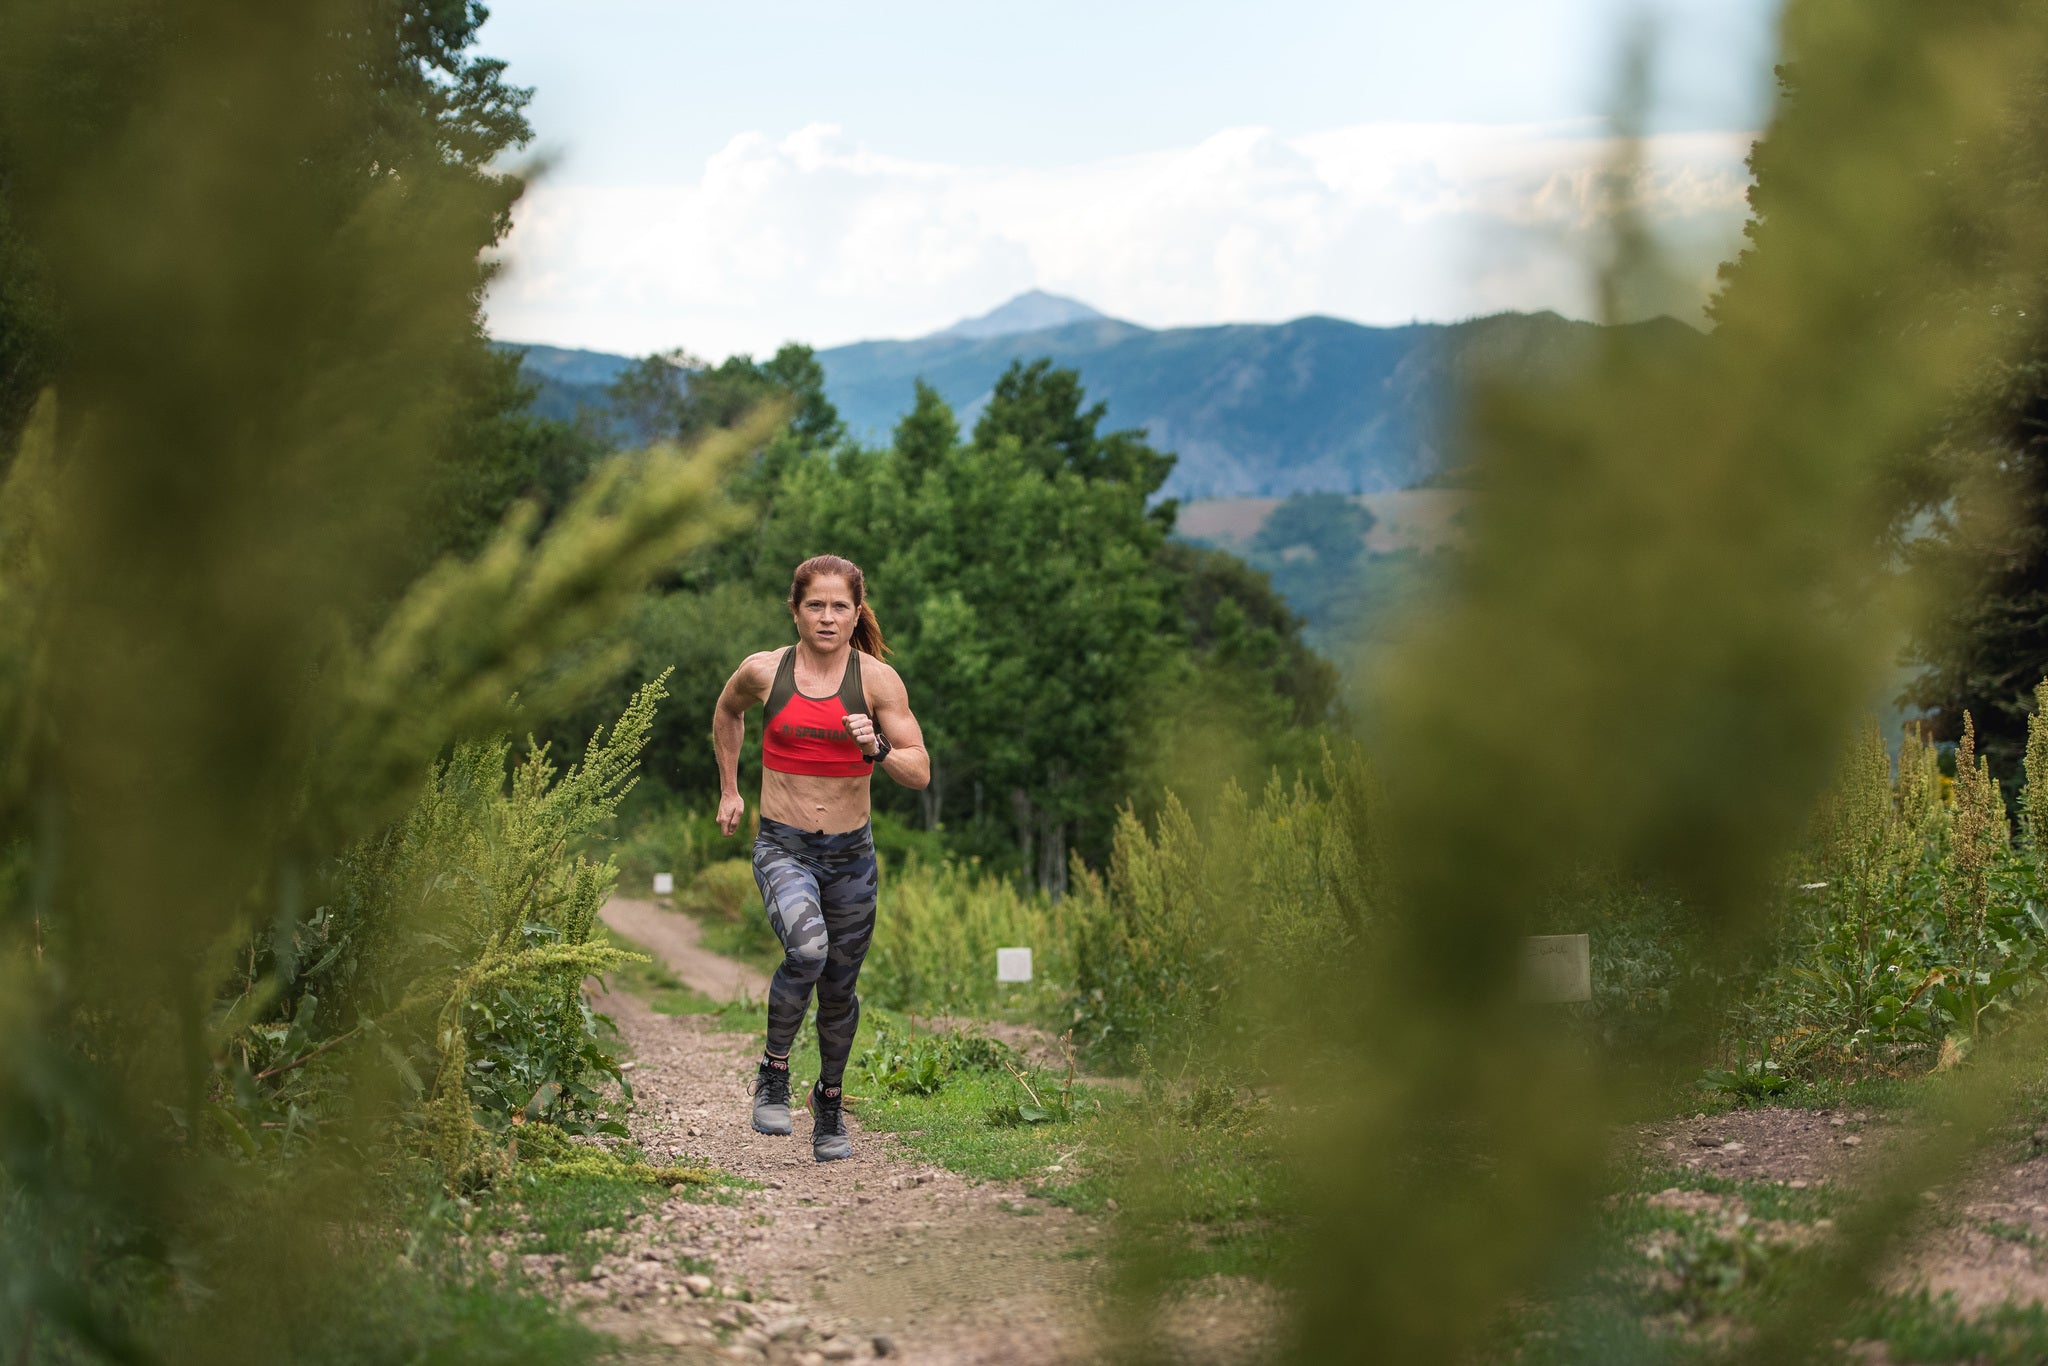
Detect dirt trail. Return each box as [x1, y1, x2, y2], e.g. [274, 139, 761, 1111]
[602, 896, 770, 1004]
[556, 899, 1117, 1365]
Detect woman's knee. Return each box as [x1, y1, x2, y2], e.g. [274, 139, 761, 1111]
[777, 938, 828, 984]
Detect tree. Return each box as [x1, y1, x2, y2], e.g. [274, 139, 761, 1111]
[606, 343, 844, 453]
[757, 343, 844, 449]
[894, 378, 958, 471]
[1164, 540, 1339, 729]
[1713, 60, 2048, 778]
[0, 0, 534, 455]
[603, 348, 695, 446]
[540, 581, 792, 807]
[1902, 352, 2048, 777]
[421, 344, 608, 568]
[973, 358, 1175, 494]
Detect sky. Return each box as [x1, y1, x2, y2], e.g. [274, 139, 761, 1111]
[478, 0, 1783, 358]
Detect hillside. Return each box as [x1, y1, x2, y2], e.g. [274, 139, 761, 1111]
[499, 298, 1701, 499]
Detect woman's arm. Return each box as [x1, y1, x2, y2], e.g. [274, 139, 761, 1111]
[713, 652, 775, 835]
[852, 661, 930, 791]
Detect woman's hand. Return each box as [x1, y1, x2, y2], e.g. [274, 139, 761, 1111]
[718, 791, 746, 836]
[843, 711, 880, 756]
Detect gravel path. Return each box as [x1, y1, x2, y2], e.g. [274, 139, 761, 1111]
[565, 903, 1106, 1366]
[602, 896, 770, 1003]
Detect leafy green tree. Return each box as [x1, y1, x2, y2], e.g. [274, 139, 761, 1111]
[604, 342, 843, 453]
[0, 0, 535, 463]
[1164, 540, 1338, 728]
[542, 581, 792, 808]
[1252, 491, 1375, 568]
[756, 343, 844, 449]
[728, 370, 1176, 887]
[1902, 358, 2048, 776]
[602, 348, 695, 446]
[973, 357, 1175, 493]
[895, 378, 959, 471]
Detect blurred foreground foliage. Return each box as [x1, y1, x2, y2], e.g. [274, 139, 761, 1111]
[0, 2, 766, 1360]
[1263, 2, 2048, 1360]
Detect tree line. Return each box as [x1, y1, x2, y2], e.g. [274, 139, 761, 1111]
[512, 349, 1337, 890]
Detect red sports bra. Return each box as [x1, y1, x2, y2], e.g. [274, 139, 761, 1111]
[761, 646, 872, 778]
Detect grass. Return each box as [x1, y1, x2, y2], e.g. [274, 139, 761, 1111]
[1495, 1130, 2048, 1366]
[294, 1259, 611, 1366]
[1689, 1072, 1926, 1117]
[467, 1150, 752, 1281]
[467, 1167, 666, 1279]
[854, 1064, 1116, 1191]
[839, 1004, 1296, 1285]
[1849, 1294, 2048, 1364]
[1621, 1166, 1851, 1223]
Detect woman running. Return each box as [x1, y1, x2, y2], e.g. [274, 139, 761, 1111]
[712, 555, 929, 1161]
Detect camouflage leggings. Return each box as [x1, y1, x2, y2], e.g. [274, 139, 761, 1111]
[752, 816, 878, 1089]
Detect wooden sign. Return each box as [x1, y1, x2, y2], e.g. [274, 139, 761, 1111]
[1521, 934, 1591, 1004]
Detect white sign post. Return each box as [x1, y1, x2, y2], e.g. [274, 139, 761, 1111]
[1521, 934, 1592, 1004]
[652, 872, 675, 897]
[996, 947, 1033, 983]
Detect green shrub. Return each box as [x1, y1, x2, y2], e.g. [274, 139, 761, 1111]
[1067, 750, 1374, 1068]
[857, 1025, 1022, 1096]
[296, 678, 673, 1184]
[1730, 697, 2048, 1081]
[862, 858, 1075, 1018]
[680, 857, 760, 921]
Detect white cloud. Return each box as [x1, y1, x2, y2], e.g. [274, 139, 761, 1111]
[483, 120, 1754, 358]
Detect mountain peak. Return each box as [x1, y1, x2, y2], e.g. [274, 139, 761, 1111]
[932, 289, 1110, 341]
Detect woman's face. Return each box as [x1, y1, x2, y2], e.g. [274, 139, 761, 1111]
[793, 573, 857, 651]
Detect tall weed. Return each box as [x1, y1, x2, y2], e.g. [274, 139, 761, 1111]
[862, 858, 1077, 1018]
[1069, 749, 1373, 1068]
[1741, 702, 2048, 1075]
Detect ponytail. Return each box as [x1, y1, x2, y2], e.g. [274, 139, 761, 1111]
[789, 554, 891, 657]
[852, 601, 887, 658]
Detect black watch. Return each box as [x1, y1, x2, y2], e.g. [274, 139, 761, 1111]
[865, 732, 892, 765]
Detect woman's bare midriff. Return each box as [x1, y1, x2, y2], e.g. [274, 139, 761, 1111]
[760, 768, 871, 834]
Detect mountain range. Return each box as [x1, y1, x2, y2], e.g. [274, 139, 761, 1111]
[500, 291, 1700, 499]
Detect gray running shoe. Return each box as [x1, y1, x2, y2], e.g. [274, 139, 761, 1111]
[808, 1081, 852, 1162]
[751, 1061, 793, 1135]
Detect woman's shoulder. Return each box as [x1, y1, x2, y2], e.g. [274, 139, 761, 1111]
[858, 650, 907, 694]
[730, 647, 787, 692]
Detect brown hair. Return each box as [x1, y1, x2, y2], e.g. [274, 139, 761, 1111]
[789, 554, 888, 657]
